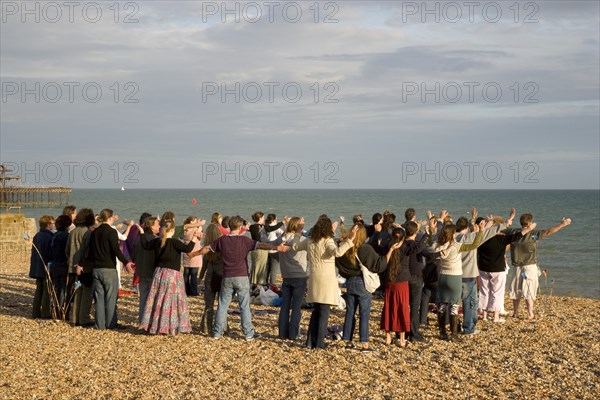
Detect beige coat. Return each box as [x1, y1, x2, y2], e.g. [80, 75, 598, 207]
[294, 237, 353, 306]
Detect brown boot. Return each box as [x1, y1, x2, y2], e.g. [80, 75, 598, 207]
[437, 311, 448, 341]
[449, 314, 461, 342]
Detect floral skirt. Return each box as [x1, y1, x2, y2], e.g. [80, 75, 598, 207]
[140, 267, 191, 335]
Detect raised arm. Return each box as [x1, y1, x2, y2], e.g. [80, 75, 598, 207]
[458, 229, 483, 252]
[542, 217, 571, 238]
[386, 241, 403, 263]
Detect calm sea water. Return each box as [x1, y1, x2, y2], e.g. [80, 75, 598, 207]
[15, 189, 600, 299]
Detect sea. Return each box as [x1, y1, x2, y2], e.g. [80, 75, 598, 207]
[13, 189, 600, 299]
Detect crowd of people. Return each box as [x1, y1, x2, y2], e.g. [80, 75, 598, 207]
[28, 204, 572, 350]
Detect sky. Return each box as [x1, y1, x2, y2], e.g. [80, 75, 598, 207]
[1, 0, 599, 189]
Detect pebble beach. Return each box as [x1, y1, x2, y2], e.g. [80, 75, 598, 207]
[1, 255, 599, 400]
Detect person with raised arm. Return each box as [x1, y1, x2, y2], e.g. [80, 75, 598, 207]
[336, 223, 392, 352]
[139, 220, 199, 335]
[133, 216, 160, 325]
[292, 219, 357, 350]
[454, 207, 516, 336]
[277, 217, 308, 341]
[508, 214, 572, 319]
[430, 220, 483, 341]
[477, 216, 536, 323]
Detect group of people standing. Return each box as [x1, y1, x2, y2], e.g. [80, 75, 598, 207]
[28, 203, 571, 351]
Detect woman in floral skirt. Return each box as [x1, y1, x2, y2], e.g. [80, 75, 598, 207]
[140, 221, 199, 335]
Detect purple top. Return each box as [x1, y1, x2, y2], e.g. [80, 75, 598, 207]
[125, 224, 142, 259]
[210, 235, 258, 278]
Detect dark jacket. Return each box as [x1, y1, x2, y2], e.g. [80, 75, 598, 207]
[134, 232, 158, 278]
[336, 244, 387, 278]
[49, 231, 69, 277]
[90, 224, 129, 269]
[140, 236, 195, 272]
[401, 235, 439, 277]
[29, 229, 54, 279]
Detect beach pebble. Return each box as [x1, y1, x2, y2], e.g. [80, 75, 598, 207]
[1, 256, 599, 399]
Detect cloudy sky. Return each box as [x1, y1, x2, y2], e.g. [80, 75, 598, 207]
[1, 0, 598, 189]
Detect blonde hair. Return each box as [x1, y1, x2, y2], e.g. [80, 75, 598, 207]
[346, 224, 367, 264]
[161, 221, 175, 249]
[285, 217, 303, 234]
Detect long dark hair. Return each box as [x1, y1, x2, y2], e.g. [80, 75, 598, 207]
[437, 224, 456, 246]
[387, 228, 405, 282]
[204, 223, 223, 263]
[310, 217, 334, 242]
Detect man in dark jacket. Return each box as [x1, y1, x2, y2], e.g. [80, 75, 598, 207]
[29, 215, 55, 319]
[90, 209, 132, 330]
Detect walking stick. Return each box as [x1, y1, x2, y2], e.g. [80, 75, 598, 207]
[23, 234, 78, 321]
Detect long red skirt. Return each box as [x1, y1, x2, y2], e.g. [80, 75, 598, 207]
[380, 281, 410, 333]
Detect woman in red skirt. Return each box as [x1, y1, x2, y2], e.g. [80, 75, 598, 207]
[381, 228, 410, 347]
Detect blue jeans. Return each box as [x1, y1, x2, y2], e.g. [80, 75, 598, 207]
[306, 303, 330, 349]
[138, 276, 153, 324]
[408, 275, 424, 340]
[93, 268, 119, 330]
[420, 284, 436, 325]
[462, 278, 478, 334]
[342, 275, 372, 343]
[184, 267, 199, 296]
[213, 276, 254, 339]
[278, 277, 307, 339]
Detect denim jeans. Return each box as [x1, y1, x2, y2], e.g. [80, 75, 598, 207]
[93, 268, 119, 330]
[461, 278, 478, 334]
[342, 276, 372, 343]
[51, 273, 68, 318]
[201, 262, 221, 334]
[420, 284, 436, 325]
[184, 267, 199, 296]
[408, 275, 424, 340]
[278, 277, 307, 339]
[138, 276, 153, 324]
[32, 277, 51, 319]
[213, 276, 254, 339]
[267, 253, 280, 285]
[306, 303, 331, 349]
